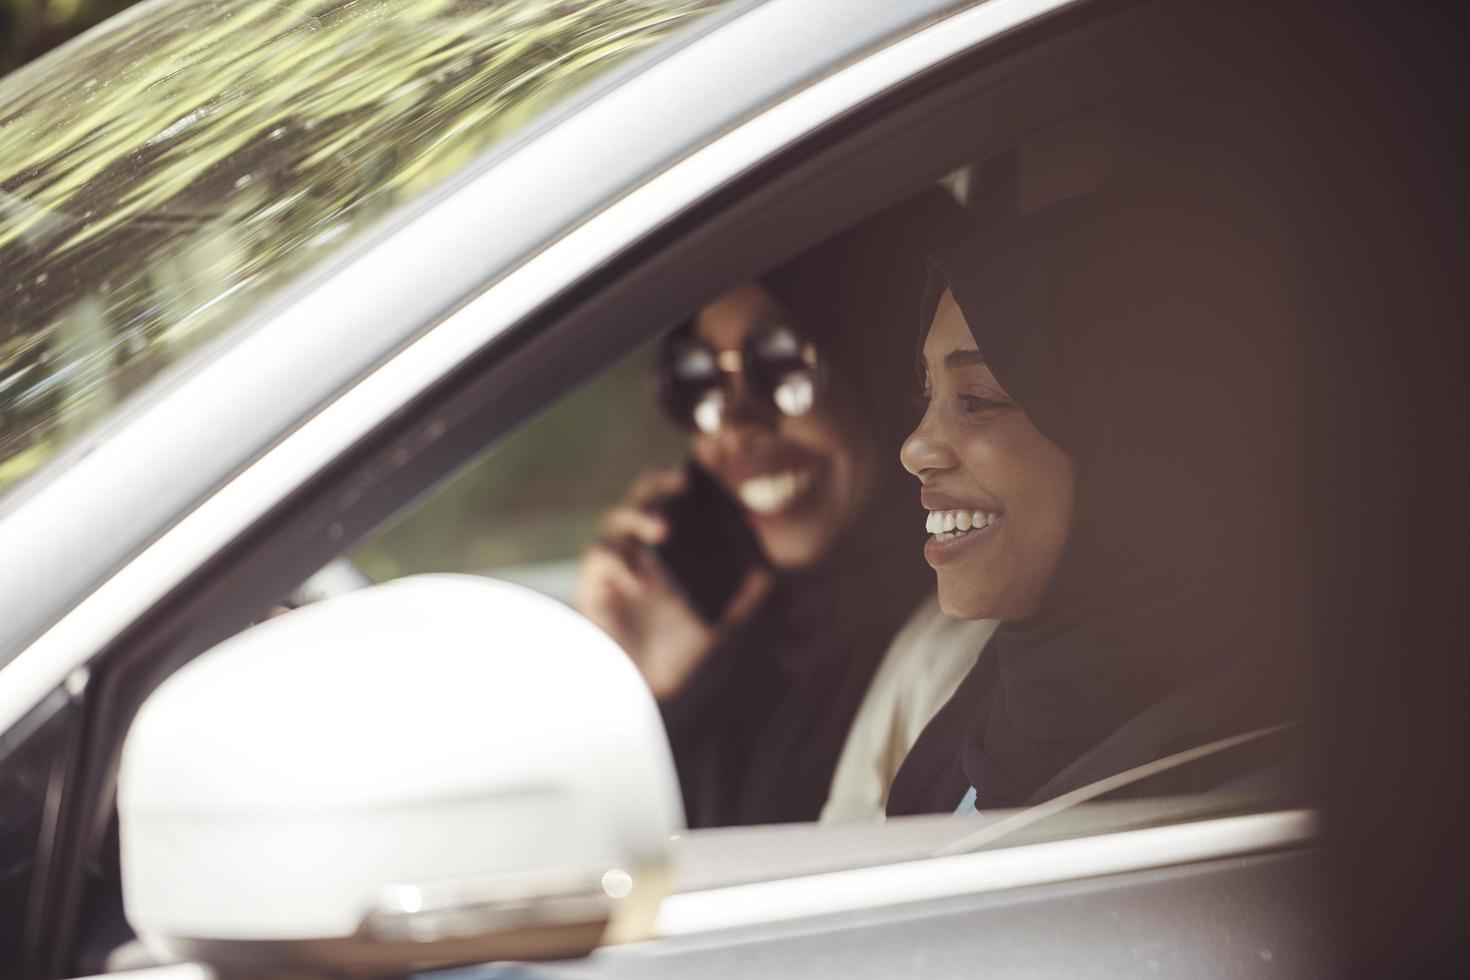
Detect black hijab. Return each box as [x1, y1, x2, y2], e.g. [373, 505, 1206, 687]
[888, 181, 1297, 816]
[663, 188, 968, 827]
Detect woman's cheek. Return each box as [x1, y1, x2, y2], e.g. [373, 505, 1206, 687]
[956, 412, 1057, 497]
[785, 412, 867, 520]
[954, 425, 1011, 483]
[688, 433, 721, 473]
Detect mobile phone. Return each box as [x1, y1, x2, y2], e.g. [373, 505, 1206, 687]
[648, 463, 765, 624]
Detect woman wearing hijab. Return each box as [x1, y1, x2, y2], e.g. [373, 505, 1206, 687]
[576, 190, 987, 827]
[889, 178, 1300, 816]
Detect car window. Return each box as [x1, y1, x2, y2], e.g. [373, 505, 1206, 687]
[0, 0, 732, 501]
[355, 341, 686, 597]
[354, 140, 1312, 833]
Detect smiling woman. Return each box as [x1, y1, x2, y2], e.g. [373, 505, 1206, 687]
[890, 169, 1299, 817]
[684, 281, 880, 570]
[905, 287, 1076, 621]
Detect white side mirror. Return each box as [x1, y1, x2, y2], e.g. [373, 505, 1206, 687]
[117, 575, 683, 975]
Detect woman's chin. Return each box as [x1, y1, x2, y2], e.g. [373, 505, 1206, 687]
[757, 523, 831, 570]
[936, 581, 998, 621]
[745, 485, 846, 569]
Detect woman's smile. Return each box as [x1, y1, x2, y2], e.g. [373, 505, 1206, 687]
[923, 508, 1001, 564]
[919, 488, 1003, 565]
[735, 464, 819, 517]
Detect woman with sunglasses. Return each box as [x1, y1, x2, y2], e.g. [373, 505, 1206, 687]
[575, 191, 985, 827]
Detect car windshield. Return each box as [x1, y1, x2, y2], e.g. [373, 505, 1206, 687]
[0, 0, 729, 501]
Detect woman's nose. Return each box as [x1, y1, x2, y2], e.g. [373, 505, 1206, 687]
[717, 371, 776, 434]
[901, 408, 956, 478]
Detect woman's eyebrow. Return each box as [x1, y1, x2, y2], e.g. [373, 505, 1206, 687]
[943, 348, 985, 370]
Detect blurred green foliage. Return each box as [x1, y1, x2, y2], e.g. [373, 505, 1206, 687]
[0, 0, 723, 582]
[0, 0, 724, 503]
[356, 341, 688, 580]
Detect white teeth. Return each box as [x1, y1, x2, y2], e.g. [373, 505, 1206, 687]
[737, 469, 812, 515]
[924, 508, 1000, 538]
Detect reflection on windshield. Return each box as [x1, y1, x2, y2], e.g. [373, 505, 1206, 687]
[0, 0, 727, 498]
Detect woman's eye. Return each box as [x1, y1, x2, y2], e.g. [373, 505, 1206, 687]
[958, 394, 1008, 415]
[911, 392, 932, 414]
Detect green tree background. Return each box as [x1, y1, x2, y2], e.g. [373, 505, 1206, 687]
[0, 0, 695, 582]
[357, 349, 687, 582]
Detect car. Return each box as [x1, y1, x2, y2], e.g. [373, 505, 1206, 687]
[0, 0, 1463, 976]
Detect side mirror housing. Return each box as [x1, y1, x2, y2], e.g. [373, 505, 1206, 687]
[118, 575, 683, 975]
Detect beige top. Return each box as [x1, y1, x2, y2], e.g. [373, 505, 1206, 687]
[820, 597, 995, 823]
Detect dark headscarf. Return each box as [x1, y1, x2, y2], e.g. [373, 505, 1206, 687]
[663, 188, 969, 827]
[888, 180, 1298, 815]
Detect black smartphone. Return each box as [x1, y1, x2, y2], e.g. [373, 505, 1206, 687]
[648, 462, 766, 625]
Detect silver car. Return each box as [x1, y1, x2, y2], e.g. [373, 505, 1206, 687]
[0, 0, 1460, 976]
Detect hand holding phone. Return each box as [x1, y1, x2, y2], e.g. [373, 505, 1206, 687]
[647, 462, 766, 624]
[574, 465, 771, 699]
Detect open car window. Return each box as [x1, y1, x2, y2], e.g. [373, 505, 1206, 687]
[352, 116, 1313, 840]
[355, 341, 684, 599]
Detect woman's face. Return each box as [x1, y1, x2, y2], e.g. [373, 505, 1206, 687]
[901, 288, 1076, 620]
[689, 282, 875, 570]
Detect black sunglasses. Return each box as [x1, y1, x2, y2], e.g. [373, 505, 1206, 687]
[656, 323, 823, 434]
